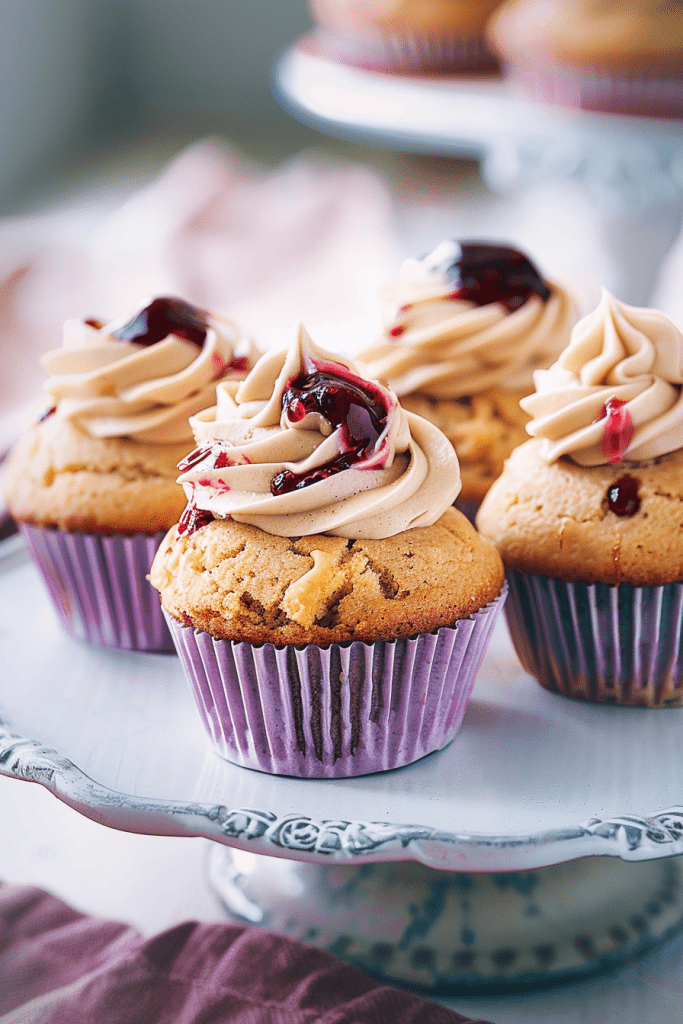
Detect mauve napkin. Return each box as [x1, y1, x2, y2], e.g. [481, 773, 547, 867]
[0, 884, 494, 1024]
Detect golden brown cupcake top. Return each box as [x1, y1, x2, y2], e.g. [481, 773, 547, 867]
[4, 415, 188, 534]
[310, 0, 505, 36]
[150, 507, 505, 643]
[476, 438, 683, 586]
[487, 0, 683, 72]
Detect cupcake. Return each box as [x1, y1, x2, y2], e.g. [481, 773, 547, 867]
[357, 240, 577, 519]
[150, 322, 506, 777]
[308, 0, 501, 73]
[4, 296, 258, 652]
[487, 0, 683, 117]
[476, 289, 683, 706]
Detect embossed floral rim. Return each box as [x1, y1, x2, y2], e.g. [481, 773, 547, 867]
[2, 717, 683, 870]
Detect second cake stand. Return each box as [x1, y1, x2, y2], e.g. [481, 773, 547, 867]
[273, 34, 683, 308]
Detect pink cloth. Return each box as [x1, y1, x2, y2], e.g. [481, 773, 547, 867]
[0, 884, 493, 1024]
[0, 140, 398, 454]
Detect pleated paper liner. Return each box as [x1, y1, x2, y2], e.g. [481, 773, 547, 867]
[505, 569, 683, 707]
[505, 67, 683, 118]
[20, 523, 174, 652]
[313, 27, 498, 74]
[164, 583, 507, 778]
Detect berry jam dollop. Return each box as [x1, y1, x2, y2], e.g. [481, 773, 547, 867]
[111, 297, 209, 348]
[606, 474, 640, 517]
[422, 241, 551, 313]
[177, 502, 213, 536]
[597, 397, 633, 464]
[271, 363, 391, 496]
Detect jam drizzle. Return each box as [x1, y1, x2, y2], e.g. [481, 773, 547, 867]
[177, 443, 247, 473]
[111, 297, 209, 348]
[271, 361, 392, 496]
[37, 405, 56, 424]
[422, 241, 551, 313]
[606, 474, 640, 517]
[597, 397, 633, 464]
[177, 503, 213, 536]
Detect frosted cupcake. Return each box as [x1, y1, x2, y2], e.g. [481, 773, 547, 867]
[4, 296, 258, 651]
[150, 322, 506, 776]
[477, 289, 683, 706]
[357, 240, 576, 518]
[308, 0, 501, 73]
[487, 0, 683, 117]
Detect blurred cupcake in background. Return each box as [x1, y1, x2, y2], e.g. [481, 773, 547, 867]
[486, 0, 683, 117]
[150, 322, 506, 777]
[308, 0, 502, 73]
[357, 240, 577, 519]
[3, 296, 259, 652]
[477, 289, 683, 706]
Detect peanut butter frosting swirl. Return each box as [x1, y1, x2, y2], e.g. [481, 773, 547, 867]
[41, 297, 258, 444]
[522, 289, 683, 466]
[357, 242, 576, 400]
[180, 322, 462, 539]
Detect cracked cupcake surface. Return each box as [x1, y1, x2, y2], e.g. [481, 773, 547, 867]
[150, 506, 504, 643]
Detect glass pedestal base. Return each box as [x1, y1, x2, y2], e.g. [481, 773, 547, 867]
[208, 847, 683, 991]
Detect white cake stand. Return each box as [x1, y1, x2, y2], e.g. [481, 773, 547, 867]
[272, 34, 683, 307]
[3, 533, 683, 991]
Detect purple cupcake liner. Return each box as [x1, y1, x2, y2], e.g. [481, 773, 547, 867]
[315, 28, 498, 74]
[164, 584, 506, 778]
[506, 67, 683, 118]
[20, 523, 174, 652]
[505, 570, 683, 707]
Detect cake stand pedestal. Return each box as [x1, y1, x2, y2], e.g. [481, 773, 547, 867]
[273, 35, 683, 307]
[208, 847, 683, 991]
[3, 539, 683, 994]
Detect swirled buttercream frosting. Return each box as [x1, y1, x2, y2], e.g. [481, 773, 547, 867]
[522, 289, 683, 466]
[358, 240, 576, 399]
[40, 297, 258, 444]
[177, 322, 462, 539]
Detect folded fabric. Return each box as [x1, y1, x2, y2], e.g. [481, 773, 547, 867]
[0, 883, 493, 1024]
[0, 139, 398, 454]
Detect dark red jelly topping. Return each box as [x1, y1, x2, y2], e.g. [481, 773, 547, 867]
[597, 397, 633, 464]
[84, 318, 104, 329]
[271, 363, 391, 496]
[177, 443, 244, 473]
[606, 474, 640, 517]
[229, 355, 250, 375]
[177, 503, 213, 536]
[111, 297, 208, 348]
[389, 325, 405, 337]
[36, 405, 56, 424]
[422, 241, 551, 313]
